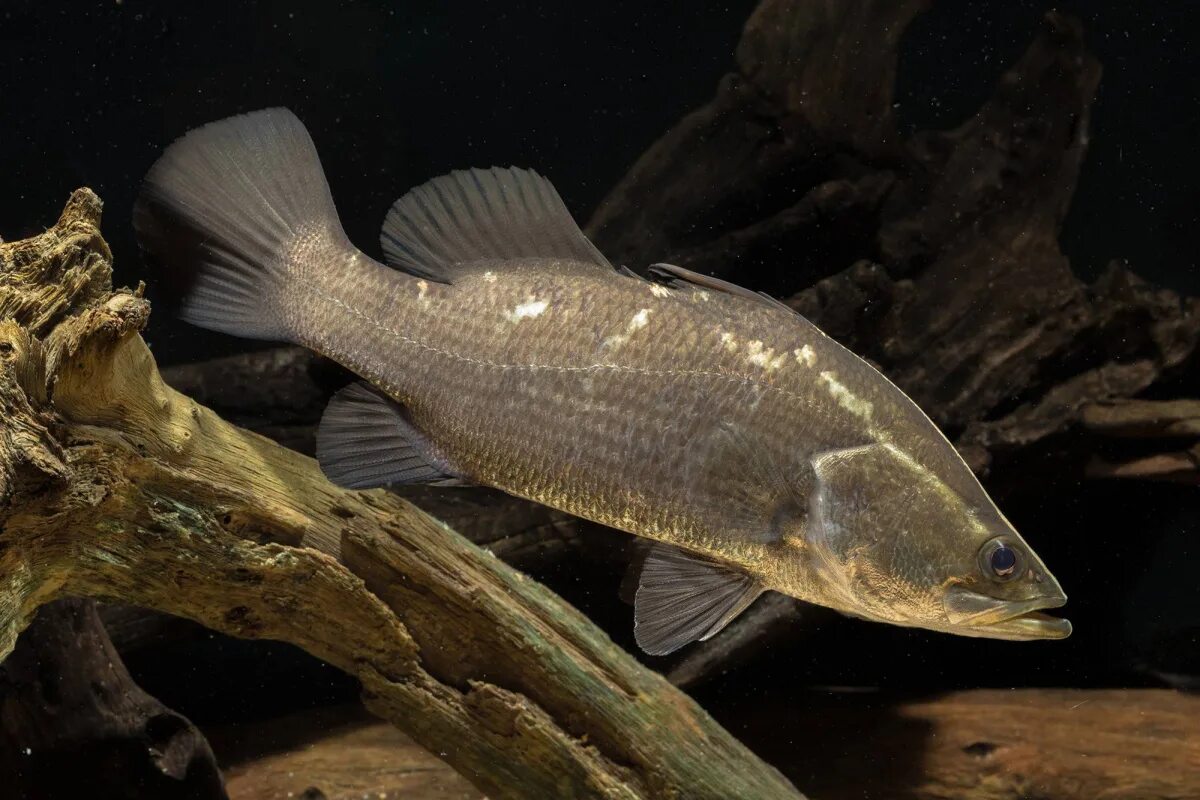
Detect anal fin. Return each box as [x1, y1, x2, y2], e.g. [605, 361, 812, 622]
[316, 382, 466, 489]
[634, 542, 764, 656]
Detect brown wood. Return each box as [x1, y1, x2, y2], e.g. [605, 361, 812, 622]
[213, 690, 1200, 800]
[747, 688, 1200, 800]
[0, 191, 803, 799]
[0, 598, 227, 799]
[210, 705, 479, 800]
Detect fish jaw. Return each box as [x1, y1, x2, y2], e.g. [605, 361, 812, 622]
[942, 584, 1072, 640]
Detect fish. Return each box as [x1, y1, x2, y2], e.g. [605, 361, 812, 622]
[133, 108, 1071, 656]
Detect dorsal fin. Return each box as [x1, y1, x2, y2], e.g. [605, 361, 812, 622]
[646, 263, 825, 333]
[380, 167, 613, 282]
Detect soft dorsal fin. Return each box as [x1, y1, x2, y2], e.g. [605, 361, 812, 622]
[316, 382, 467, 489]
[633, 542, 764, 656]
[380, 167, 613, 282]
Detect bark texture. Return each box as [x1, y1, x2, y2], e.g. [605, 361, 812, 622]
[0, 191, 802, 799]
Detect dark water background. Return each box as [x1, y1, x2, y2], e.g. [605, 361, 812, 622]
[1, 0, 1197, 730]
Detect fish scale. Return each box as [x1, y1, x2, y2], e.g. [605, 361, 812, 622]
[298, 262, 875, 573]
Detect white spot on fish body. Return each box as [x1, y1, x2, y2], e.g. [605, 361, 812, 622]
[794, 344, 816, 367]
[505, 298, 549, 323]
[483, 271, 497, 283]
[416, 280, 429, 302]
[746, 340, 786, 371]
[603, 308, 653, 349]
[819, 370, 874, 419]
[650, 284, 670, 298]
[720, 332, 738, 353]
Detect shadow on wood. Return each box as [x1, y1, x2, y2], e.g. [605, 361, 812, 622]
[0, 598, 226, 800]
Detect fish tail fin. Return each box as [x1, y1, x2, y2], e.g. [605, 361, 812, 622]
[134, 107, 352, 343]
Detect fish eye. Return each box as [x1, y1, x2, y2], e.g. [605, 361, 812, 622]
[978, 537, 1023, 582]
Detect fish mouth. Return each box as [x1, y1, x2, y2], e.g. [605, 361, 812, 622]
[943, 586, 1072, 641]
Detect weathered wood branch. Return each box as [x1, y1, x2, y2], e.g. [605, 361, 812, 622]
[1079, 398, 1200, 483]
[215, 688, 1200, 800]
[752, 688, 1200, 800]
[0, 192, 802, 799]
[0, 598, 227, 799]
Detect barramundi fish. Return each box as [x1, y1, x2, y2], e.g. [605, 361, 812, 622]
[134, 108, 1071, 655]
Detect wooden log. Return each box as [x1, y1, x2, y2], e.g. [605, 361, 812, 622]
[209, 705, 479, 800]
[108, 354, 621, 659]
[0, 191, 803, 799]
[160, 347, 343, 456]
[212, 690, 1200, 800]
[1078, 398, 1200, 483]
[0, 598, 227, 799]
[743, 688, 1200, 800]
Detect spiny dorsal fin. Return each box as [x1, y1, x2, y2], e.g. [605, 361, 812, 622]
[646, 263, 825, 333]
[316, 382, 467, 489]
[633, 542, 764, 656]
[380, 167, 613, 282]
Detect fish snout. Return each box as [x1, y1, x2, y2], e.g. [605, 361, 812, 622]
[942, 585, 1072, 640]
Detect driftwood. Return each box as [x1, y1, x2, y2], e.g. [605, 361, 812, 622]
[749, 688, 1200, 800]
[210, 689, 1200, 800]
[589, 2, 1198, 471]
[1080, 398, 1200, 482]
[0, 598, 226, 799]
[210, 705, 479, 800]
[0, 192, 802, 799]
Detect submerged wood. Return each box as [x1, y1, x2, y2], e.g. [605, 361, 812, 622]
[211, 705, 479, 800]
[755, 688, 1200, 800]
[0, 598, 227, 799]
[215, 689, 1200, 800]
[0, 192, 802, 799]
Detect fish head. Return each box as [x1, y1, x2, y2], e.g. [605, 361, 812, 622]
[801, 442, 1070, 641]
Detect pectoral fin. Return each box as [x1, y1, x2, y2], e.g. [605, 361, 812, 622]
[683, 421, 809, 544]
[633, 543, 764, 656]
[316, 382, 467, 489]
